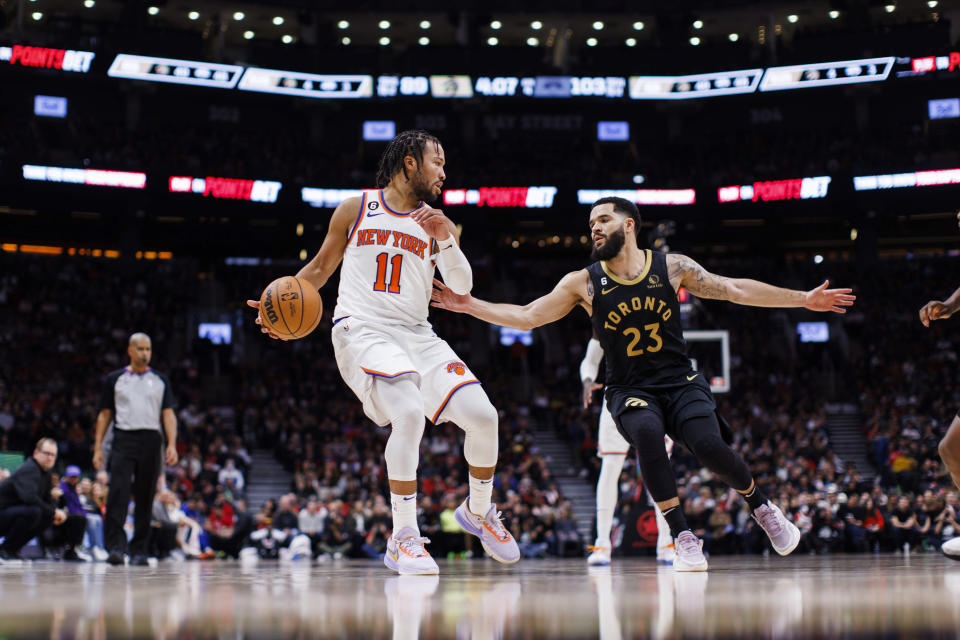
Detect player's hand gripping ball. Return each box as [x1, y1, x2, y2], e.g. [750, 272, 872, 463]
[258, 276, 322, 340]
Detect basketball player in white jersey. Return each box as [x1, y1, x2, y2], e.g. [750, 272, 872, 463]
[248, 131, 519, 574]
[580, 337, 675, 565]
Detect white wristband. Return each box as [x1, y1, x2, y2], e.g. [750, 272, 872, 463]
[437, 236, 456, 250]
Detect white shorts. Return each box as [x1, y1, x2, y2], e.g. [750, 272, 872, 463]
[598, 397, 674, 457]
[331, 317, 480, 426]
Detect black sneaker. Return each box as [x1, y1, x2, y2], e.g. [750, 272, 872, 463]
[0, 548, 26, 564]
[130, 554, 150, 566]
[107, 551, 125, 566]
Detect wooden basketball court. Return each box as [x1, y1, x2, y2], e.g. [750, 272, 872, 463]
[1, 554, 958, 638]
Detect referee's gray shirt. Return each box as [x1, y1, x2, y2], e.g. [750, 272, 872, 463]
[99, 367, 175, 431]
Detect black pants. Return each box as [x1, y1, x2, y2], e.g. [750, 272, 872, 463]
[42, 514, 87, 551]
[148, 523, 179, 559]
[0, 505, 50, 553]
[208, 517, 255, 558]
[105, 429, 163, 556]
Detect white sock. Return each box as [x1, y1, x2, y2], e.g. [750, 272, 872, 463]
[596, 453, 626, 547]
[468, 475, 493, 516]
[390, 492, 419, 535]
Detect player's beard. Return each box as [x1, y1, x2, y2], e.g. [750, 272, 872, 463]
[411, 168, 440, 203]
[590, 226, 627, 261]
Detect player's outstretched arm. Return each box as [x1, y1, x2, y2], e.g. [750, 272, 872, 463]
[919, 285, 960, 327]
[431, 270, 590, 331]
[667, 253, 856, 313]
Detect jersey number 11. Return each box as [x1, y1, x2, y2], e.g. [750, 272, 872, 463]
[373, 253, 403, 294]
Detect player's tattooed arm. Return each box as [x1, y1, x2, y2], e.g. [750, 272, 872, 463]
[667, 253, 855, 312]
[586, 279, 594, 301]
[667, 254, 733, 300]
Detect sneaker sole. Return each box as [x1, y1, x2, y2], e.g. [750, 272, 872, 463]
[673, 560, 708, 572]
[587, 557, 611, 566]
[772, 523, 802, 557]
[383, 554, 439, 575]
[454, 509, 519, 565]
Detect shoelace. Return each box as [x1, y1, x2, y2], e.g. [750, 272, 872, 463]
[587, 545, 608, 553]
[398, 536, 431, 558]
[676, 533, 702, 556]
[755, 505, 783, 536]
[483, 511, 511, 540]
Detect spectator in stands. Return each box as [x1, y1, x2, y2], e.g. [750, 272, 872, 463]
[0, 438, 68, 561]
[297, 498, 326, 557]
[207, 498, 253, 559]
[889, 495, 918, 551]
[316, 512, 352, 560]
[49, 465, 91, 561]
[218, 459, 245, 494]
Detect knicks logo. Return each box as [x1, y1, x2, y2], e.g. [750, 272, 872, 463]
[280, 291, 299, 302]
[446, 362, 467, 376]
[647, 274, 663, 288]
[625, 397, 648, 408]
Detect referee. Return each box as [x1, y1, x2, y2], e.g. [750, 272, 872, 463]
[92, 332, 178, 566]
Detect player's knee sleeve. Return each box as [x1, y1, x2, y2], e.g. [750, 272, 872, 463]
[682, 415, 752, 490]
[617, 411, 677, 503]
[375, 377, 426, 482]
[441, 384, 499, 468]
[596, 453, 626, 511]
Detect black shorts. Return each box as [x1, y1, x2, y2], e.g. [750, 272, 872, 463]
[606, 373, 732, 450]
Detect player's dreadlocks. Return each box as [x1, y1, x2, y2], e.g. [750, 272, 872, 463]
[376, 130, 442, 188]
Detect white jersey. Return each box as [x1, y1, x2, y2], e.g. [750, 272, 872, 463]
[333, 190, 436, 326]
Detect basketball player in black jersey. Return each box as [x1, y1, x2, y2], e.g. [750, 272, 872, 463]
[432, 196, 856, 570]
[919, 210, 960, 560]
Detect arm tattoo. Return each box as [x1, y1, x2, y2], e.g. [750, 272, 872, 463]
[586, 280, 594, 300]
[669, 254, 731, 301]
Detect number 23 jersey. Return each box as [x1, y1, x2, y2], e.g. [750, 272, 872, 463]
[588, 249, 692, 388]
[334, 190, 437, 327]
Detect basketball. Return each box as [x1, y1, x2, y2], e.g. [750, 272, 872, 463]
[258, 276, 322, 340]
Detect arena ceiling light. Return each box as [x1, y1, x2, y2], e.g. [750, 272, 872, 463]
[147, 6, 159, 15]
[419, 36, 429, 45]
[341, 37, 351, 45]
[527, 37, 539, 46]
[420, 20, 431, 29]
[487, 36, 499, 46]
[531, 20, 542, 30]
[31, 12, 42, 20]
[885, 4, 896, 13]
[829, 10, 840, 19]
[633, 21, 644, 30]
[232, 11, 244, 21]
[693, 20, 703, 29]
[378, 20, 390, 29]
[188, 11, 199, 20]
[281, 35, 294, 44]
[689, 36, 701, 46]
[243, 30, 254, 40]
[490, 20, 502, 29]
[337, 20, 349, 29]
[729, 33, 739, 42]
[626, 37, 637, 47]
[379, 36, 390, 45]
[928, 0, 938, 7]
[787, 14, 799, 23]
[83, 0, 95, 8]
[586, 37, 598, 47]
[592, 21, 604, 30]
[273, 16, 284, 25]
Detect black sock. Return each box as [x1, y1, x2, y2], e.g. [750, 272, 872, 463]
[661, 506, 689, 538]
[740, 482, 768, 512]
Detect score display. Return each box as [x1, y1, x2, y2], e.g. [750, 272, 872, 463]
[760, 57, 894, 91]
[238, 68, 373, 98]
[472, 76, 627, 98]
[108, 54, 242, 88]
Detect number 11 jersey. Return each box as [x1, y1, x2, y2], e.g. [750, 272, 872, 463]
[334, 190, 436, 327]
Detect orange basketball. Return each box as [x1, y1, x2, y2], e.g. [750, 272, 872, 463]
[258, 276, 322, 340]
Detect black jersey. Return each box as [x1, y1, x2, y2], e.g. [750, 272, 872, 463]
[588, 250, 692, 388]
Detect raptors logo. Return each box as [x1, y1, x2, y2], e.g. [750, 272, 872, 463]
[446, 361, 466, 376]
[635, 509, 658, 544]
